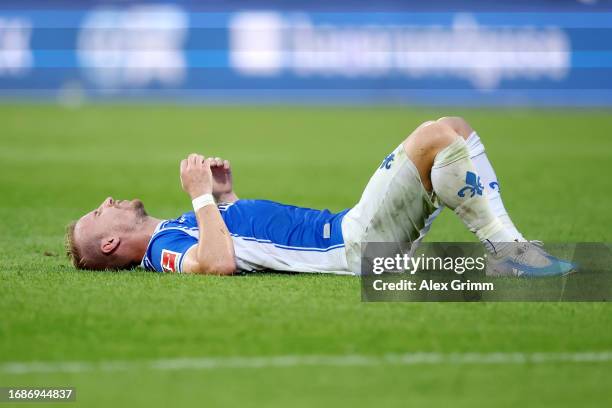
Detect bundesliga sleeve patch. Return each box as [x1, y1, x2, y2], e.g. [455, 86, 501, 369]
[161, 249, 181, 273]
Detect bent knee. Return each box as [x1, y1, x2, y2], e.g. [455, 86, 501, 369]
[436, 116, 473, 139]
[415, 120, 436, 131]
[404, 121, 458, 152]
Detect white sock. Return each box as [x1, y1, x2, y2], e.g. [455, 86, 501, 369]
[465, 131, 524, 241]
[430, 137, 515, 252]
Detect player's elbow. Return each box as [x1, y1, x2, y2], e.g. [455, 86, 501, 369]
[195, 258, 236, 275]
[214, 260, 237, 275]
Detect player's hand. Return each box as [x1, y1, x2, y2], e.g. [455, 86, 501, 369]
[180, 153, 214, 199]
[209, 156, 234, 198]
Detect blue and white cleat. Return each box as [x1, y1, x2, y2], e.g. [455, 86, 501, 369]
[486, 242, 577, 278]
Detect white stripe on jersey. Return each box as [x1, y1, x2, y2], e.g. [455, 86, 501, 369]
[230, 235, 350, 274]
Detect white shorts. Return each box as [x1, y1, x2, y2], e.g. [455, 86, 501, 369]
[341, 143, 441, 275]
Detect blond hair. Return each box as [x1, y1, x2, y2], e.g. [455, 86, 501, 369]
[65, 221, 88, 269]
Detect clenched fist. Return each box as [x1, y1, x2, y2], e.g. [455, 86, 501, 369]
[180, 153, 213, 199]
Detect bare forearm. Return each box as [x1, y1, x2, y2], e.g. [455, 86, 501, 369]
[194, 206, 236, 274]
[179, 153, 237, 275]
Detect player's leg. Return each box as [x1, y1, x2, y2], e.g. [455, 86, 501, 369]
[436, 116, 524, 241]
[343, 119, 516, 273]
[402, 122, 515, 249]
[403, 121, 575, 276]
[341, 127, 440, 274]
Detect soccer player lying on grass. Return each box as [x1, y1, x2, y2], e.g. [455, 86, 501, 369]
[66, 116, 574, 277]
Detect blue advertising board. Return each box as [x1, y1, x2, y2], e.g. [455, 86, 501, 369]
[0, 1, 611, 105]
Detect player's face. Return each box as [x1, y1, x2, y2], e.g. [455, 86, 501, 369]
[76, 197, 148, 242]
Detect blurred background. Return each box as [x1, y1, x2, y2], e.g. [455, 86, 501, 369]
[0, 0, 610, 107]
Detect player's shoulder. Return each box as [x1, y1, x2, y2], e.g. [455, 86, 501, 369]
[150, 211, 199, 252]
[141, 211, 199, 272]
[159, 211, 198, 231]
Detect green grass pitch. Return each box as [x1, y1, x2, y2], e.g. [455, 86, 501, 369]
[1, 105, 611, 407]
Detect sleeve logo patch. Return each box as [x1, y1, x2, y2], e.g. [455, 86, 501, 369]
[161, 249, 181, 273]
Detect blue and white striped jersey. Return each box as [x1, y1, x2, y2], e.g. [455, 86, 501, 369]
[140, 199, 350, 274]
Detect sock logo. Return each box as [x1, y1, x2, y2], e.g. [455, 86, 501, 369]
[379, 153, 395, 170]
[489, 181, 500, 192]
[458, 171, 484, 197]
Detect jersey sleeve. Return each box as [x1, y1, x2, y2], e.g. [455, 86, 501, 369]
[148, 229, 198, 273]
